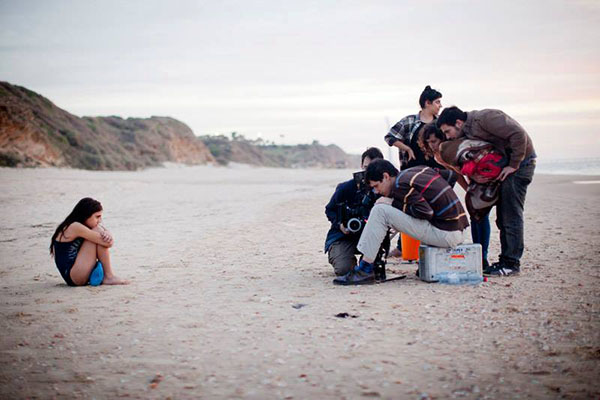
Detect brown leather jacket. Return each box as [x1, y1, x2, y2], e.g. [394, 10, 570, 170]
[461, 109, 535, 169]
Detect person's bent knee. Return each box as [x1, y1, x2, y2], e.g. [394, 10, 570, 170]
[91, 226, 113, 248]
[328, 242, 357, 276]
[453, 231, 465, 247]
[371, 203, 388, 216]
[98, 242, 112, 249]
[328, 251, 356, 276]
[370, 203, 399, 224]
[331, 258, 355, 276]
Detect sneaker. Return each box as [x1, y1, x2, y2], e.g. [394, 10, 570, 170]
[333, 269, 375, 285]
[484, 262, 520, 277]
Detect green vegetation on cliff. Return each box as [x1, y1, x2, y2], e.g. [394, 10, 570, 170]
[198, 133, 358, 168]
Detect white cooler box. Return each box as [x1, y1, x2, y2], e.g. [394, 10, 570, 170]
[418, 244, 482, 283]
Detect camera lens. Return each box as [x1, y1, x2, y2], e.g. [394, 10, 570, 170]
[347, 218, 362, 233]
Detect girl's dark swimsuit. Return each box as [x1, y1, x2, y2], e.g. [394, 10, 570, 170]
[53, 238, 83, 286]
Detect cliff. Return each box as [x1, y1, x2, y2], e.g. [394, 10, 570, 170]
[0, 82, 215, 169]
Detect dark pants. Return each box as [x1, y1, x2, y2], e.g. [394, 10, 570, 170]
[496, 160, 536, 266]
[328, 239, 358, 276]
[471, 214, 490, 262]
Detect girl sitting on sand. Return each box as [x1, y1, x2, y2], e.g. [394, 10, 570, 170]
[50, 197, 128, 286]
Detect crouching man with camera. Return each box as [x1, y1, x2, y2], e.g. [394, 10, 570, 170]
[324, 147, 384, 276]
[334, 159, 469, 285]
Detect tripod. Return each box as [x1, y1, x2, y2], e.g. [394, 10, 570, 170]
[372, 230, 406, 283]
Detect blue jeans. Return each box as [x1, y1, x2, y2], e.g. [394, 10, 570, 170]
[470, 214, 490, 263]
[496, 160, 536, 266]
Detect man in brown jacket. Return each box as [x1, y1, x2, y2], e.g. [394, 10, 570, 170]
[437, 107, 536, 276]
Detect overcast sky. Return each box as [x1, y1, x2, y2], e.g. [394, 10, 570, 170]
[1, 0, 599, 159]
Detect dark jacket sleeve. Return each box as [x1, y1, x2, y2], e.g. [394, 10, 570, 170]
[325, 180, 355, 225]
[478, 109, 528, 169]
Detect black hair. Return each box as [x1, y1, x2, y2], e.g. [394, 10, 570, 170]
[50, 197, 102, 255]
[419, 85, 442, 109]
[436, 106, 467, 128]
[365, 159, 398, 183]
[361, 147, 384, 164]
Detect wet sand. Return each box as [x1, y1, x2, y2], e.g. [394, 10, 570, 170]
[0, 165, 599, 399]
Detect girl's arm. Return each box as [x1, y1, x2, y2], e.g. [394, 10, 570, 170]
[63, 222, 114, 247]
[97, 224, 113, 243]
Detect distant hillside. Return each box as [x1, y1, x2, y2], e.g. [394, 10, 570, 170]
[0, 81, 359, 170]
[261, 142, 359, 168]
[0, 82, 214, 169]
[200, 134, 359, 168]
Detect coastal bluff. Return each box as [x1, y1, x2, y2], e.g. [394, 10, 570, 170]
[0, 81, 359, 170]
[0, 81, 215, 170]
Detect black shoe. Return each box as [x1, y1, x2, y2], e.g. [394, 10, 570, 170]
[484, 262, 520, 277]
[333, 269, 375, 285]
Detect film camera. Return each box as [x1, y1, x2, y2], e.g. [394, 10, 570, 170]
[336, 171, 377, 234]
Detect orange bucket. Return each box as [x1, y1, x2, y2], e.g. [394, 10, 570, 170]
[401, 232, 420, 261]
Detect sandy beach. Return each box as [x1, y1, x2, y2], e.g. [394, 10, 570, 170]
[0, 165, 599, 399]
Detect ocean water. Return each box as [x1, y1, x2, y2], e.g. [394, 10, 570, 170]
[535, 157, 600, 176]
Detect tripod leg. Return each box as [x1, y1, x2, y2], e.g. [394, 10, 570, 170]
[373, 230, 391, 281]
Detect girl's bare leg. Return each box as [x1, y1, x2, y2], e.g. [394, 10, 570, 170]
[96, 244, 129, 285]
[69, 223, 129, 286]
[69, 240, 99, 286]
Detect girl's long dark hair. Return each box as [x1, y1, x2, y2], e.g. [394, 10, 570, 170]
[50, 197, 102, 255]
